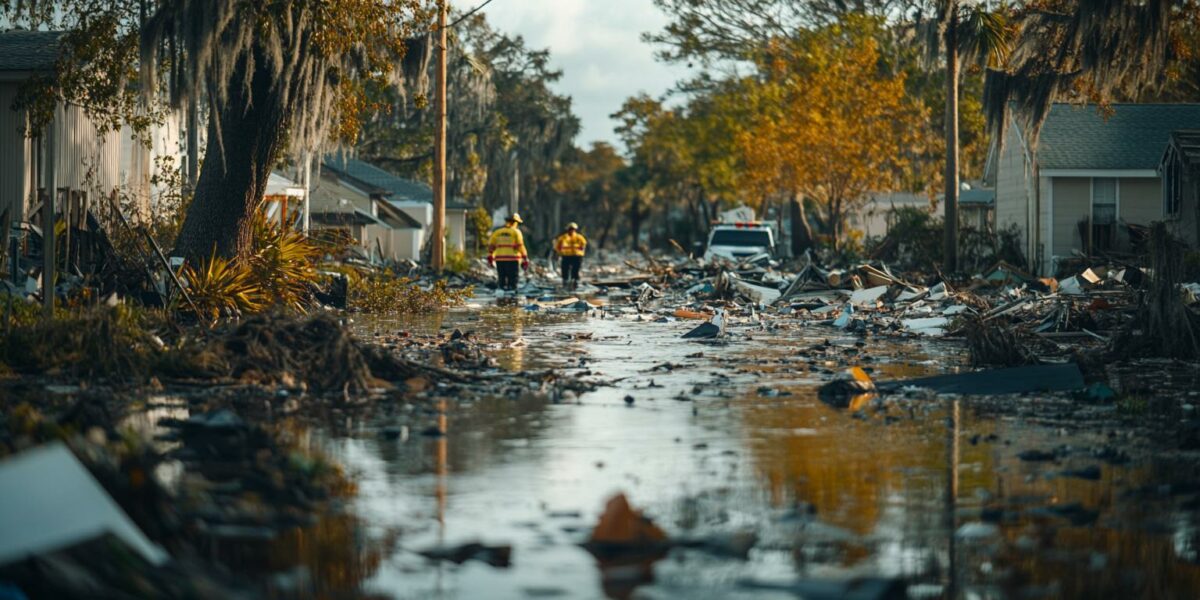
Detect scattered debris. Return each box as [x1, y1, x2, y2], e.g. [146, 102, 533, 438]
[583, 493, 669, 559]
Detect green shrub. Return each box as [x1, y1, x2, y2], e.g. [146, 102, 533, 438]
[445, 247, 472, 274]
[180, 249, 267, 321]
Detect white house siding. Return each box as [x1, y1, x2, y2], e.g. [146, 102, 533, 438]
[394, 201, 432, 257]
[448, 209, 467, 252]
[0, 82, 33, 222]
[1038, 175, 1053, 273]
[995, 122, 1032, 261]
[391, 229, 421, 261]
[1118, 177, 1163, 225]
[855, 193, 931, 239]
[1050, 178, 1090, 270]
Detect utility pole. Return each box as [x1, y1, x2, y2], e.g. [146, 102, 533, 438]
[510, 151, 519, 216]
[431, 0, 448, 272]
[943, 4, 960, 274]
[300, 151, 312, 235]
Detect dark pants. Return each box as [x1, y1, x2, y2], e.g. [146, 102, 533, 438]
[496, 260, 520, 291]
[560, 256, 582, 285]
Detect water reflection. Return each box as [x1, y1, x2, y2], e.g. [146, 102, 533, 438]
[324, 312, 1200, 599]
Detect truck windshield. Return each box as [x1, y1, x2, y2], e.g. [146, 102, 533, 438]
[709, 229, 771, 247]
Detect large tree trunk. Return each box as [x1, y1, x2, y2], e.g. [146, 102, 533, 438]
[943, 7, 961, 273]
[173, 50, 290, 263]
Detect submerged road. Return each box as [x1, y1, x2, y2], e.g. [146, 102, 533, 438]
[320, 305, 1200, 599]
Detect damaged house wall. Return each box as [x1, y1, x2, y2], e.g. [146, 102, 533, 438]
[1160, 131, 1200, 246]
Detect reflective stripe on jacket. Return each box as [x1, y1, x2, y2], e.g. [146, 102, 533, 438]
[554, 232, 587, 257]
[487, 225, 527, 261]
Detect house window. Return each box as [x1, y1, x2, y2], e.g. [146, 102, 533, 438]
[1091, 178, 1117, 252]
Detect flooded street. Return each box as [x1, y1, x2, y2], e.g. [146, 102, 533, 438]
[314, 306, 1200, 599]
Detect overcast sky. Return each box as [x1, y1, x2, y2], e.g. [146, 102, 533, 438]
[481, 0, 691, 151]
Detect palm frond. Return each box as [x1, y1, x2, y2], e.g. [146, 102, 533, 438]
[959, 7, 1011, 69]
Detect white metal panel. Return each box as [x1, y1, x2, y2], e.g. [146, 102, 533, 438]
[0, 82, 33, 222]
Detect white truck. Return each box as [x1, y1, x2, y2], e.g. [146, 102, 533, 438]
[702, 221, 776, 263]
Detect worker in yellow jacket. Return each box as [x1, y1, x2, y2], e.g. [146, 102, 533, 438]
[553, 222, 587, 290]
[486, 213, 529, 292]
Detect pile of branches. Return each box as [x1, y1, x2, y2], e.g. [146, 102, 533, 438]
[162, 311, 467, 396]
[964, 316, 1040, 367]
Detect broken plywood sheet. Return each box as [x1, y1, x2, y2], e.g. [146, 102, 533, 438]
[731, 277, 781, 304]
[849, 285, 888, 307]
[0, 442, 169, 567]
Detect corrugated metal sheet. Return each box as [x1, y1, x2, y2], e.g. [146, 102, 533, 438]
[1, 86, 183, 225]
[52, 103, 122, 202]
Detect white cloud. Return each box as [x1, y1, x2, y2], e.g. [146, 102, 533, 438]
[482, 0, 692, 147]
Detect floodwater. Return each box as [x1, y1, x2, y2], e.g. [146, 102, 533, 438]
[298, 304, 1200, 599]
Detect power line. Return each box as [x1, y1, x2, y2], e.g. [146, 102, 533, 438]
[447, 0, 498, 29]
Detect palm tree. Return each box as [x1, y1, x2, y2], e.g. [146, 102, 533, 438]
[918, 2, 1010, 273]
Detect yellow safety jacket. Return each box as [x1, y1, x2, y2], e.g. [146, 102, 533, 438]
[554, 231, 587, 257]
[487, 224, 528, 262]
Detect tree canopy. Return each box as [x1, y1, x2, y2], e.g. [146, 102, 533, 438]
[3, 0, 430, 260]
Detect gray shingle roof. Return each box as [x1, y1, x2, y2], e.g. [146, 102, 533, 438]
[0, 30, 63, 72]
[323, 154, 432, 203]
[375, 199, 423, 229]
[1039, 103, 1200, 170]
[310, 208, 385, 227]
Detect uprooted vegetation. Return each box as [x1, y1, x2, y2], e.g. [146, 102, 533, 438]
[176, 215, 470, 320]
[0, 306, 464, 395]
[0, 305, 171, 380]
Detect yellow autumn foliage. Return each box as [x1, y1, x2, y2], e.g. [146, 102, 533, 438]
[741, 17, 926, 249]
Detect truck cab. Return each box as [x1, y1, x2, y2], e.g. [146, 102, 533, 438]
[702, 222, 775, 263]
